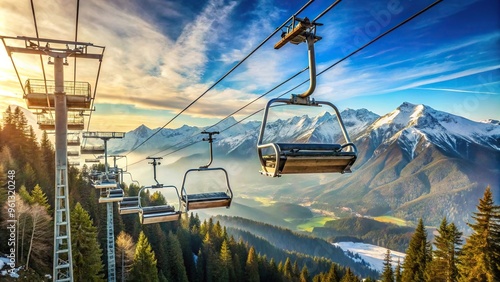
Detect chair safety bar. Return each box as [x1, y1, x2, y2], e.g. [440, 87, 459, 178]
[257, 98, 357, 177]
[180, 167, 233, 212]
[118, 196, 140, 215]
[98, 187, 124, 203]
[137, 185, 182, 224]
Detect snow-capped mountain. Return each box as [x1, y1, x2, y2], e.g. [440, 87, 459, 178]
[357, 102, 500, 162]
[108, 102, 498, 230]
[109, 109, 380, 156]
[298, 102, 499, 230]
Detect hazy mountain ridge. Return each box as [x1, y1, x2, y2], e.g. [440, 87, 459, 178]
[110, 102, 499, 229]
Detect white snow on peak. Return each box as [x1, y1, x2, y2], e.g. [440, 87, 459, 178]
[362, 102, 500, 153]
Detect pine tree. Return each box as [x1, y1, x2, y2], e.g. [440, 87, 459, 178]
[402, 218, 431, 282]
[267, 258, 281, 282]
[71, 202, 105, 281]
[31, 184, 50, 211]
[39, 130, 55, 206]
[325, 263, 340, 282]
[426, 217, 462, 282]
[459, 186, 500, 282]
[220, 239, 235, 281]
[340, 268, 360, 282]
[382, 249, 394, 282]
[395, 258, 402, 282]
[21, 163, 37, 194]
[130, 231, 159, 282]
[293, 260, 300, 280]
[165, 231, 188, 282]
[300, 265, 310, 282]
[201, 231, 220, 282]
[18, 185, 33, 204]
[245, 246, 260, 282]
[283, 257, 293, 280]
[177, 227, 197, 281]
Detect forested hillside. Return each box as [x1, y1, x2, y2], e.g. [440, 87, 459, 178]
[215, 216, 379, 277]
[313, 217, 415, 252]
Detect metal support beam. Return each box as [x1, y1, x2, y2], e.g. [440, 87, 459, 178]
[84, 132, 124, 282]
[53, 56, 74, 282]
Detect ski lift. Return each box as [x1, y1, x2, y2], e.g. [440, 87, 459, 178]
[118, 196, 140, 215]
[81, 145, 105, 154]
[90, 171, 124, 203]
[98, 185, 124, 203]
[137, 157, 182, 224]
[257, 17, 357, 177]
[91, 172, 118, 189]
[274, 17, 322, 49]
[180, 132, 233, 211]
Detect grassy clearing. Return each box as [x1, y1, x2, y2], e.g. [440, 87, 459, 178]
[373, 215, 408, 226]
[253, 197, 276, 206]
[297, 216, 336, 232]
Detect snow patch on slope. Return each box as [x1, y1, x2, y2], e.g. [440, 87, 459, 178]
[333, 242, 406, 273]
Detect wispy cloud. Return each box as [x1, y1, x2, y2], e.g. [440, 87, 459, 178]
[0, 0, 498, 128]
[415, 87, 499, 95]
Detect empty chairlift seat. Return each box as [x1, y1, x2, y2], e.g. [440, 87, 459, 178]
[137, 185, 182, 224]
[98, 188, 124, 204]
[257, 99, 357, 177]
[92, 179, 117, 189]
[139, 205, 180, 224]
[92, 174, 118, 189]
[118, 197, 140, 215]
[181, 168, 233, 211]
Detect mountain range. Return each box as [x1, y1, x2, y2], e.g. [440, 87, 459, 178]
[108, 102, 499, 230]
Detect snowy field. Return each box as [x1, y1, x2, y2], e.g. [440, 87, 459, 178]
[0, 256, 19, 278]
[333, 242, 406, 273]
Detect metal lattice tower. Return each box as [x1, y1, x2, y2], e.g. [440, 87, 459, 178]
[83, 132, 125, 282]
[0, 36, 104, 282]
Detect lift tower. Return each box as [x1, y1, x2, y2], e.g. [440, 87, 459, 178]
[1, 36, 104, 282]
[82, 132, 125, 282]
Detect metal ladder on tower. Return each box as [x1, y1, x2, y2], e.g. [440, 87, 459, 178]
[54, 165, 72, 282]
[107, 201, 115, 282]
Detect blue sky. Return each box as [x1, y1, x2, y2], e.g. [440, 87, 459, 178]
[0, 0, 498, 131]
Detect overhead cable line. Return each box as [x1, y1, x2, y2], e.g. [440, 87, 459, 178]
[125, 0, 443, 168]
[81, 0, 106, 147]
[313, 0, 342, 23]
[30, 0, 53, 120]
[205, 67, 308, 131]
[319, 0, 443, 76]
[124, 0, 315, 156]
[126, 69, 309, 168]
[73, 0, 80, 96]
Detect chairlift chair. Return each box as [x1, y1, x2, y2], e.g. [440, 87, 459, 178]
[118, 196, 140, 215]
[137, 157, 182, 224]
[180, 132, 233, 211]
[98, 186, 124, 203]
[138, 185, 182, 224]
[257, 16, 357, 177]
[80, 145, 105, 155]
[91, 173, 118, 189]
